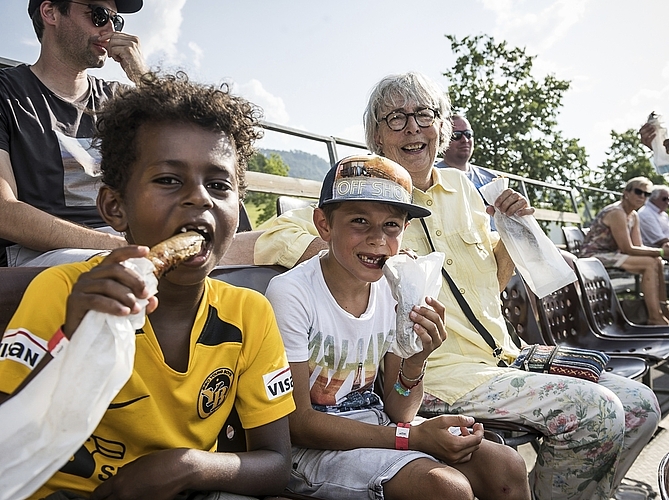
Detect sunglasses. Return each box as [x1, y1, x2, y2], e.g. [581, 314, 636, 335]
[451, 130, 473, 141]
[662, 197, 669, 202]
[633, 188, 652, 198]
[68, 1, 124, 31]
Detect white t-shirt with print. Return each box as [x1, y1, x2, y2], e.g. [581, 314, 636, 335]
[265, 253, 397, 409]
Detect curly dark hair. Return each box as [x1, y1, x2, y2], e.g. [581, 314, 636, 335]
[94, 72, 263, 199]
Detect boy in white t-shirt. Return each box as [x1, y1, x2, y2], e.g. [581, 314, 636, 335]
[265, 155, 530, 500]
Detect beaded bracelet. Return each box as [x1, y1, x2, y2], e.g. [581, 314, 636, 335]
[393, 359, 428, 396]
[393, 380, 411, 397]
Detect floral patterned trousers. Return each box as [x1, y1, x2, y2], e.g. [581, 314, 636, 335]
[421, 371, 660, 500]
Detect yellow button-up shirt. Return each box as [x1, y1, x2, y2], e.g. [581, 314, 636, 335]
[255, 167, 520, 404]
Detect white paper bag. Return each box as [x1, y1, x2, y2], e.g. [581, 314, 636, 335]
[0, 257, 157, 500]
[383, 252, 445, 358]
[646, 112, 669, 175]
[479, 177, 576, 298]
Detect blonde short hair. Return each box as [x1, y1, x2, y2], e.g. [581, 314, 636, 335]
[624, 176, 653, 194]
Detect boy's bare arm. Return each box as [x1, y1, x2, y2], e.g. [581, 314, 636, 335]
[382, 353, 425, 423]
[290, 361, 482, 464]
[382, 297, 447, 423]
[289, 361, 398, 450]
[0, 246, 155, 407]
[90, 418, 292, 499]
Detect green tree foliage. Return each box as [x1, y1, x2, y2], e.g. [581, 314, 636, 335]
[584, 128, 661, 215]
[443, 34, 588, 205]
[245, 152, 290, 225]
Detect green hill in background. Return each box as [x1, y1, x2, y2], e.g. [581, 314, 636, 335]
[259, 149, 330, 182]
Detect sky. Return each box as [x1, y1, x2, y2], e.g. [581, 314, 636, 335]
[2, 0, 669, 173]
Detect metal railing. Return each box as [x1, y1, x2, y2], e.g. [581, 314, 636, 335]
[252, 122, 604, 231]
[1, 54, 611, 230]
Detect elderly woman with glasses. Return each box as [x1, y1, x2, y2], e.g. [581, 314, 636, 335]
[254, 72, 660, 500]
[581, 176, 669, 325]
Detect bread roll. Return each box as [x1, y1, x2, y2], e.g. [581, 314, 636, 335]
[147, 231, 205, 278]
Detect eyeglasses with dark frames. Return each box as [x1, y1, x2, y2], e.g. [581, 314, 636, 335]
[633, 187, 652, 198]
[380, 108, 438, 132]
[68, 1, 124, 31]
[451, 130, 474, 141]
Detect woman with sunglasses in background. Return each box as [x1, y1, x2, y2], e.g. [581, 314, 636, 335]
[0, 0, 147, 268]
[581, 176, 669, 324]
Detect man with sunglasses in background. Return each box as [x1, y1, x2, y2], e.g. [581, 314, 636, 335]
[436, 114, 500, 230]
[436, 114, 497, 191]
[638, 185, 669, 247]
[0, 0, 146, 267]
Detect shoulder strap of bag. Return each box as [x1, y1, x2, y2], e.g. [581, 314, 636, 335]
[419, 218, 508, 367]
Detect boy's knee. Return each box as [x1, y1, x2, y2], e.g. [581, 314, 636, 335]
[427, 469, 474, 500]
[388, 464, 474, 500]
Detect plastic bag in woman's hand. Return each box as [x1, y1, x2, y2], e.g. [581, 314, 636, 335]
[0, 257, 157, 500]
[646, 112, 669, 174]
[383, 252, 444, 358]
[479, 177, 576, 298]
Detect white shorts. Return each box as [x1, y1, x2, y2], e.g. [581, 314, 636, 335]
[286, 408, 436, 500]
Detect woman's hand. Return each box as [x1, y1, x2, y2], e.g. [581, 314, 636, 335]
[63, 246, 158, 337]
[486, 189, 535, 218]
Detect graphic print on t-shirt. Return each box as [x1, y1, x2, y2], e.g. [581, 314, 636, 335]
[56, 130, 101, 207]
[307, 327, 393, 406]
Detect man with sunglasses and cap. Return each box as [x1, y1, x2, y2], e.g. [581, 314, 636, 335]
[638, 185, 669, 247]
[0, 0, 146, 267]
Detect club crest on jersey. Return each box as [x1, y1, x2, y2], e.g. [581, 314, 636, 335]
[198, 367, 233, 419]
[0, 329, 47, 369]
[263, 366, 293, 401]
